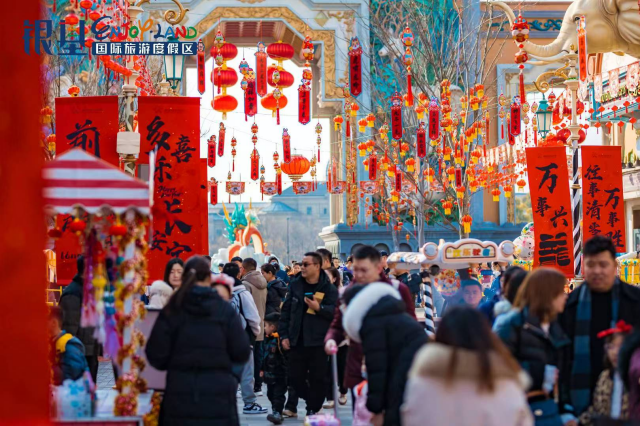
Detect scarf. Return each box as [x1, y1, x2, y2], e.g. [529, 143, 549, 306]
[571, 280, 620, 414]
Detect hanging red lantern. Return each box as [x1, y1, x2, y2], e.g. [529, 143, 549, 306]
[369, 153, 378, 180]
[251, 149, 260, 181]
[65, 13, 80, 26]
[218, 123, 226, 157]
[261, 92, 288, 120]
[212, 68, 239, 90]
[231, 137, 237, 171]
[267, 41, 295, 66]
[69, 218, 86, 234]
[88, 10, 101, 21]
[348, 37, 363, 97]
[209, 178, 218, 205]
[281, 155, 310, 181]
[390, 92, 403, 140]
[428, 98, 440, 140]
[268, 66, 294, 88]
[207, 135, 216, 167]
[282, 129, 291, 163]
[255, 42, 268, 97]
[197, 39, 205, 95]
[212, 95, 238, 120]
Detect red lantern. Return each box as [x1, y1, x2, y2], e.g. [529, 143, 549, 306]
[267, 42, 295, 66]
[69, 218, 86, 234]
[416, 122, 427, 158]
[212, 95, 238, 120]
[109, 223, 127, 237]
[268, 66, 294, 88]
[212, 68, 238, 90]
[207, 135, 216, 167]
[65, 13, 79, 26]
[88, 10, 101, 21]
[280, 155, 310, 181]
[261, 92, 288, 117]
[211, 43, 238, 61]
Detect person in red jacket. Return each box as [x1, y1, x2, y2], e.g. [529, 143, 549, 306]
[324, 245, 417, 407]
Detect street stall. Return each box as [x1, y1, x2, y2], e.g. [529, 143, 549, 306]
[44, 149, 152, 424]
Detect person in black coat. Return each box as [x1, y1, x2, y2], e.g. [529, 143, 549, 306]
[278, 252, 338, 415]
[59, 255, 99, 382]
[146, 256, 251, 426]
[495, 267, 572, 424]
[260, 263, 288, 315]
[343, 283, 428, 426]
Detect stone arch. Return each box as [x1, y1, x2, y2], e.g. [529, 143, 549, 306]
[399, 243, 412, 252]
[350, 243, 365, 254]
[374, 243, 390, 253]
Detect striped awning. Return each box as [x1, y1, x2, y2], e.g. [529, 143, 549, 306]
[43, 149, 150, 215]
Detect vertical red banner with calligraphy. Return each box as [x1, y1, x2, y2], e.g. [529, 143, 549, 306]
[526, 147, 575, 277]
[54, 96, 119, 284]
[138, 97, 207, 281]
[582, 146, 626, 251]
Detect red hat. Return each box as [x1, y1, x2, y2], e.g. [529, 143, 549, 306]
[597, 320, 633, 339]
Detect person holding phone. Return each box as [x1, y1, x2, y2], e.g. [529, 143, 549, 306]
[278, 252, 339, 417]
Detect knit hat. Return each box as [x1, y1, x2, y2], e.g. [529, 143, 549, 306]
[211, 273, 235, 295]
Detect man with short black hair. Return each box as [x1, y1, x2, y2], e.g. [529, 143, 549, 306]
[279, 252, 338, 416]
[325, 245, 417, 406]
[559, 235, 640, 417]
[316, 248, 333, 270]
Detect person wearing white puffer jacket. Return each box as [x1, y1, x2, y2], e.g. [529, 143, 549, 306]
[147, 280, 174, 309]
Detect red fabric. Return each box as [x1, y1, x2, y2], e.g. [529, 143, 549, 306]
[0, 0, 51, 422]
[325, 276, 416, 389]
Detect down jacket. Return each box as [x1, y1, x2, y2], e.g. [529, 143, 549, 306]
[242, 270, 268, 341]
[147, 280, 174, 309]
[266, 278, 287, 315]
[343, 283, 428, 426]
[146, 286, 251, 426]
[59, 274, 97, 356]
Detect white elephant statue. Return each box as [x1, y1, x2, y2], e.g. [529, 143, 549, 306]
[491, 0, 640, 60]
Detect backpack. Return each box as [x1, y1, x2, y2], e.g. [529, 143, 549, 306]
[232, 289, 256, 345]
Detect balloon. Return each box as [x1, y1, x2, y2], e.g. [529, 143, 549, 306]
[514, 235, 534, 261]
[521, 222, 534, 238]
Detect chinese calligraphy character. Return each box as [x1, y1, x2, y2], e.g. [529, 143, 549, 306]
[587, 181, 600, 198]
[139, 42, 151, 55]
[551, 206, 569, 228]
[164, 198, 192, 236]
[537, 163, 558, 194]
[67, 120, 100, 157]
[147, 116, 171, 153]
[604, 188, 621, 209]
[585, 164, 603, 180]
[110, 42, 122, 55]
[166, 241, 193, 257]
[150, 230, 168, 252]
[607, 211, 620, 228]
[606, 230, 624, 248]
[94, 43, 108, 55]
[588, 221, 602, 237]
[586, 199, 602, 220]
[171, 135, 195, 164]
[155, 156, 172, 183]
[539, 232, 571, 267]
[168, 42, 179, 54]
[124, 42, 137, 55]
[152, 43, 165, 55]
[181, 43, 195, 55]
[535, 197, 551, 217]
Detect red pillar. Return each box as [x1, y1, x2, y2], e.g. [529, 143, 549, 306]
[0, 0, 50, 423]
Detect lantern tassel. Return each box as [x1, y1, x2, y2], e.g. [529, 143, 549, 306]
[318, 148, 320, 162]
[406, 72, 414, 106]
[501, 121, 504, 139]
[276, 107, 280, 125]
[232, 159, 235, 171]
[534, 131, 538, 146]
[519, 72, 525, 101]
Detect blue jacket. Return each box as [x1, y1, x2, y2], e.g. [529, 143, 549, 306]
[50, 331, 88, 385]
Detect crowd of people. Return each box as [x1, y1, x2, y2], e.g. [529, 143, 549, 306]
[49, 235, 640, 426]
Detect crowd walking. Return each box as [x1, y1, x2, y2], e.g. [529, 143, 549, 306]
[50, 236, 640, 426]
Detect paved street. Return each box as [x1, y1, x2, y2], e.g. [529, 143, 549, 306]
[97, 361, 353, 425]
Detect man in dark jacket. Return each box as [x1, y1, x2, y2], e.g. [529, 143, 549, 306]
[49, 306, 88, 385]
[393, 268, 422, 306]
[343, 283, 428, 426]
[261, 263, 288, 315]
[59, 256, 99, 382]
[325, 245, 416, 397]
[559, 235, 640, 416]
[278, 252, 338, 416]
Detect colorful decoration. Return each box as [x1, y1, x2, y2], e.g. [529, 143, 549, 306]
[348, 37, 363, 97]
[390, 92, 403, 140]
[282, 128, 291, 163]
[280, 155, 310, 182]
[218, 123, 226, 157]
[255, 42, 268, 97]
[197, 39, 205, 95]
[209, 178, 218, 205]
[577, 16, 588, 82]
[207, 135, 216, 168]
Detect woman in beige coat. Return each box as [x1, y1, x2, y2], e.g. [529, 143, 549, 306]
[401, 306, 533, 426]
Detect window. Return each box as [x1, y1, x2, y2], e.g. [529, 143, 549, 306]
[323, 208, 328, 215]
[306, 207, 312, 215]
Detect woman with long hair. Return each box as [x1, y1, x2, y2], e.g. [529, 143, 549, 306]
[163, 257, 184, 290]
[146, 256, 251, 425]
[402, 306, 532, 426]
[495, 267, 571, 426]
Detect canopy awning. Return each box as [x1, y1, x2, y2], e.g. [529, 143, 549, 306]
[43, 149, 150, 215]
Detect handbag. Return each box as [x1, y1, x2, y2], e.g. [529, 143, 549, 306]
[529, 398, 563, 426]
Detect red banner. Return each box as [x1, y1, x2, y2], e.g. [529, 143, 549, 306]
[526, 147, 574, 277]
[298, 86, 311, 125]
[251, 149, 260, 181]
[282, 129, 291, 163]
[395, 170, 402, 192]
[218, 123, 225, 157]
[276, 172, 282, 195]
[139, 97, 206, 281]
[55, 96, 119, 165]
[210, 180, 218, 205]
[582, 146, 626, 251]
[207, 136, 216, 167]
[54, 96, 119, 284]
[510, 103, 521, 136]
[391, 101, 403, 140]
[417, 124, 426, 158]
[244, 79, 257, 119]
[256, 48, 268, 97]
[368, 153, 377, 180]
[197, 39, 206, 95]
[349, 53, 362, 97]
[428, 100, 440, 141]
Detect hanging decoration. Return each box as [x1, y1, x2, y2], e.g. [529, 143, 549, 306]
[390, 92, 403, 140]
[209, 178, 218, 205]
[281, 154, 310, 182]
[197, 39, 206, 95]
[511, 14, 530, 101]
[225, 136, 234, 171]
[402, 26, 414, 106]
[207, 135, 216, 168]
[369, 152, 378, 180]
[577, 16, 588, 82]
[359, 181, 379, 194]
[282, 128, 291, 163]
[510, 97, 521, 136]
[348, 37, 363, 97]
[225, 181, 246, 202]
[315, 122, 323, 162]
[299, 35, 314, 125]
[255, 41, 268, 97]
[428, 97, 440, 141]
[211, 30, 238, 120]
[498, 94, 508, 139]
[293, 181, 314, 194]
[239, 58, 257, 121]
[250, 149, 260, 181]
[218, 123, 226, 157]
